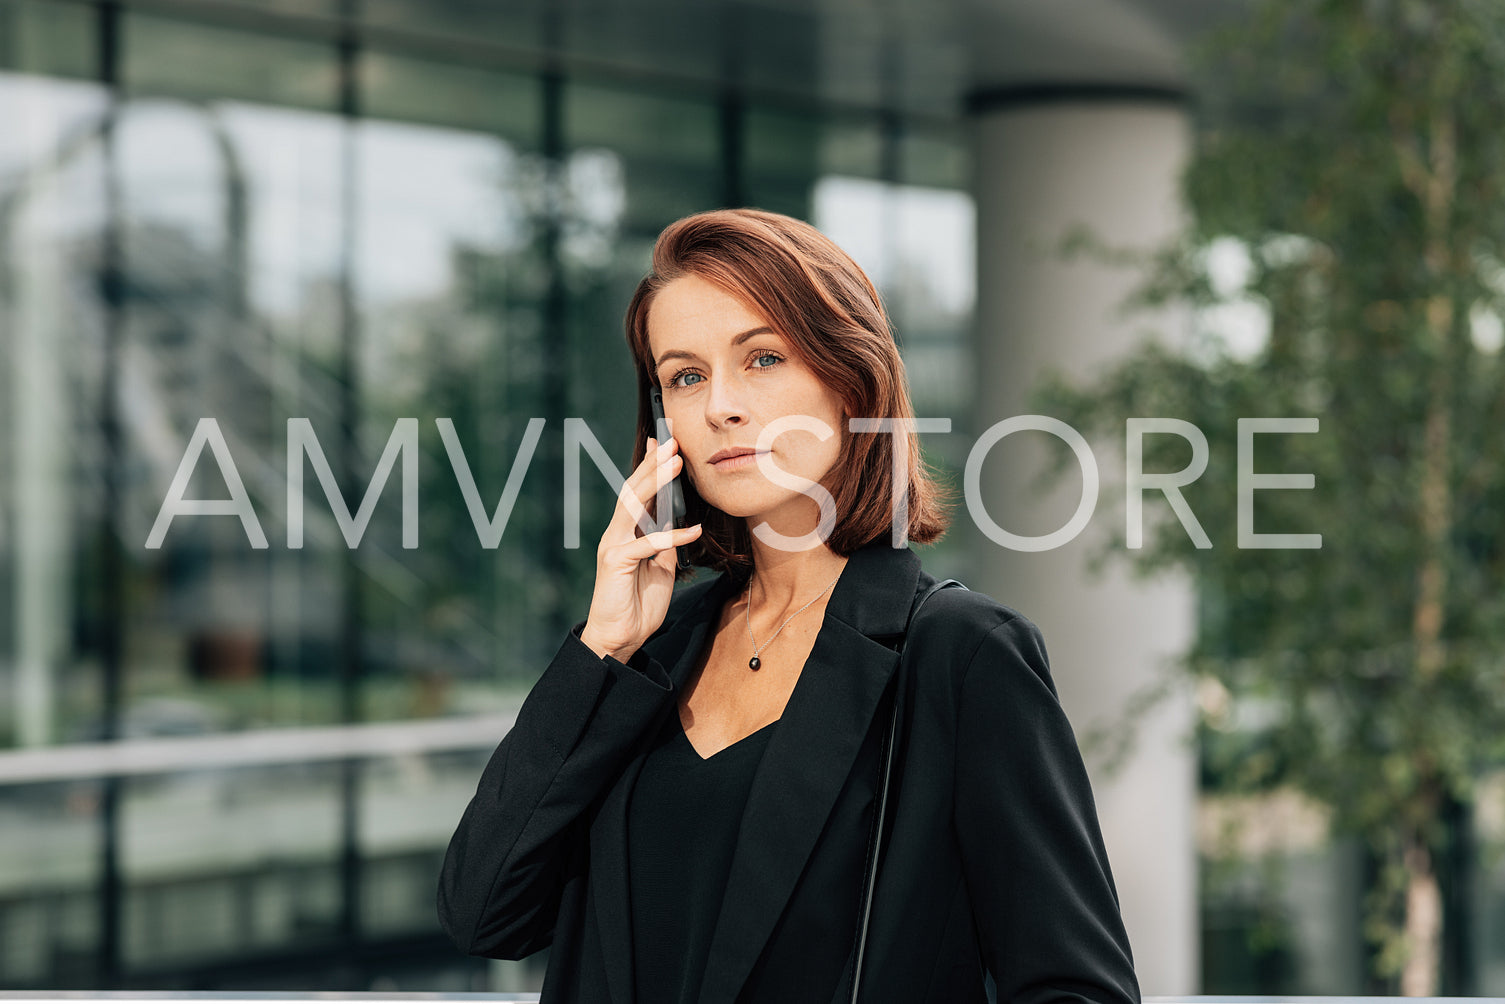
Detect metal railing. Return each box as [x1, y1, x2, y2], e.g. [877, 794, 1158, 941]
[0, 714, 515, 785]
[0, 994, 1501, 1003]
[0, 997, 539, 1003]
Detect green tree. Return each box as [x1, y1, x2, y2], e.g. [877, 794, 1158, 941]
[1034, 0, 1505, 993]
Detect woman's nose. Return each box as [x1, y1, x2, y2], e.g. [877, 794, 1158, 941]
[703, 373, 749, 428]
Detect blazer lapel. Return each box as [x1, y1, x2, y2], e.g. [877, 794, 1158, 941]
[587, 542, 922, 1004]
[590, 571, 738, 1004]
[696, 541, 922, 1004]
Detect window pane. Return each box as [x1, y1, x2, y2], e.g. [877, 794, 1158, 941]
[0, 0, 97, 79]
[119, 764, 345, 970]
[566, 80, 718, 172]
[123, 12, 337, 112]
[362, 0, 548, 54]
[564, 0, 722, 83]
[743, 105, 823, 219]
[361, 49, 539, 141]
[0, 783, 102, 981]
[354, 113, 561, 693]
[901, 124, 970, 189]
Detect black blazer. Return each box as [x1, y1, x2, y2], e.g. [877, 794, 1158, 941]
[437, 539, 1139, 1004]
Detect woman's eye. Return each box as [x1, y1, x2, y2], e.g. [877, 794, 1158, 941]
[670, 371, 703, 388]
[753, 352, 782, 369]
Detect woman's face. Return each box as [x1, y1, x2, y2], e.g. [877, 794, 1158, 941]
[647, 274, 847, 542]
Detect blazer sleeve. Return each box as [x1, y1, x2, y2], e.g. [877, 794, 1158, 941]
[437, 621, 675, 959]
[953, 613, 1141, 1004]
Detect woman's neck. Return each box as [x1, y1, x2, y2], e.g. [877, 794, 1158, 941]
[742, 539, 849, 617]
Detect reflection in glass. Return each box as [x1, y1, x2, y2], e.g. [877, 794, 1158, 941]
[0, 781, 103, 982]
[0, 0, 981, 989]
[1, 68, 110, 750]
[120, 763, 345, 969]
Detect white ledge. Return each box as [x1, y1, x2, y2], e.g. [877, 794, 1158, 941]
[0, 714, 517, 785]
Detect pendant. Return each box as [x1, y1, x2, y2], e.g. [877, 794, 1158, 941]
[749, 655, 761, 670]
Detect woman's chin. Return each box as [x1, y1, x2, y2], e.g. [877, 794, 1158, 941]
[694, 489, 761, 519]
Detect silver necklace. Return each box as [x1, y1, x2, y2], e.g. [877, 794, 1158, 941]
[743, 566, 845, 670]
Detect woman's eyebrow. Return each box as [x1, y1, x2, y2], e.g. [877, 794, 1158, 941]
[655, 326, 776, 368]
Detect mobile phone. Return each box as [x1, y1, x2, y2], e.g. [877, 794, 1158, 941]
[648, 386, 690, 568]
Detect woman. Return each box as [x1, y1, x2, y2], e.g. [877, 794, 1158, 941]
[438, 208, 1139, 1004]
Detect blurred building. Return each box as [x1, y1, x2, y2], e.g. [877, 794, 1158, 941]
[0, 0, 1329, 993]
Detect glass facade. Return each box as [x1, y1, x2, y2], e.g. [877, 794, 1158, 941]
[7, 0, 1505, 997]
[0, 0, 975, 988]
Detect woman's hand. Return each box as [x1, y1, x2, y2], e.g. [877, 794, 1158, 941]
[579, 435, 703, 663]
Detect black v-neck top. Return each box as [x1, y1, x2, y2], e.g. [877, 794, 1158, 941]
[627, 708, 778, 1004]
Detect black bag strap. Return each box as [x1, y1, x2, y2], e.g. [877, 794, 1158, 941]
[848, 577, 967, 1003]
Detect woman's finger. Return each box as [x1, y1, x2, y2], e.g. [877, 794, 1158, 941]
[606, 439, 682, 540]
[602, 522, 701, 566]
[603, 448, 659, 540]
[624, 436, 678, 499]
[614, 456, 681, 540]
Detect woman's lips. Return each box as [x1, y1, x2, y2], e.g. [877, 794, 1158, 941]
[711, 450, 768, 472]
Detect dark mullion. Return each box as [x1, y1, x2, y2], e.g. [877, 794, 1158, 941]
[95, 0, 125, 988]
[717, 1, 744, 209]
[538, 0, 569, 643]
[539, 59, 569, 643]
[719, 91, 744, 209]
[334, 0, 364, 971]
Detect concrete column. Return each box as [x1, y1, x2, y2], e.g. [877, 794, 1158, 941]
[968, 92, 1198, 994]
